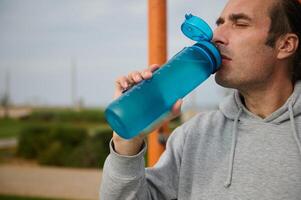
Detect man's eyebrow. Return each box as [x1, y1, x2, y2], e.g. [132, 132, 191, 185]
[216, 13, 252, 25]
[215, 17, 224, 25]
[229, 13, 252, 22]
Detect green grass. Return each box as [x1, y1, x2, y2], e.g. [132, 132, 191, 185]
[0, 195, 64, 200]
[0, 119, 24, 138]
[0, 107, 109, 139]
[0, 106, 180, 139]
[26, 108, 106, 123]
[0, 118, 106, 139]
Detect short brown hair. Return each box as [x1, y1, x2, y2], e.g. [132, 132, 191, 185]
[266, 0, 301, 82]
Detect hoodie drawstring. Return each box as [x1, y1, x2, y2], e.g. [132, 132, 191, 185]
[288, 103, 301, 156]
[224, 108, 243, 188]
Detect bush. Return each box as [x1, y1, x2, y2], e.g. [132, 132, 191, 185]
[37, 126, 88, 166]
[38, 141, 66, 166]
[17, 125, 52, 159]
[50, 126, 88, 147]
[17, 124, 113, 168]
[65, 127, 112, 168]
[22, 109, 106, 123]
[90, 127, 112, 167]
[17, 125, 87, 161]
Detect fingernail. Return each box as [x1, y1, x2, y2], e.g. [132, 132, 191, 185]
[144, 71, 151, 76]
[135, 75, 141, 81]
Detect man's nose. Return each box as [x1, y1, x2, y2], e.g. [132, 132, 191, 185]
[212, 26, 228, 46]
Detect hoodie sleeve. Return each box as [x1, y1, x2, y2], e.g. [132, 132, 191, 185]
[99, 126, 186, 200]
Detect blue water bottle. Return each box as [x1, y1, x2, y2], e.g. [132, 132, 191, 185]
[105, 14, 221, 139]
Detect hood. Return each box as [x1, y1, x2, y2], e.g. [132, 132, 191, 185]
[219, 81, 301, 123]
[218, 81, 301, 188]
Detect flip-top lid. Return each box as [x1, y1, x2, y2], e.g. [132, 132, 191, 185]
[181, 14, 213, 41]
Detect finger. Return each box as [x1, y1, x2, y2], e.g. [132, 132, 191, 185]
[171, 99, 183, 116]
[114, 89, 122, 99]
[142, 70, 152, 79]
[142, 64, 160, 79]
[128, 71, 143, 83]
[115, 76, 130, 91]
[126, 73, 135, 86]
[114, 78, 124, 99]
[149, 64, 161, 72]
[114, 76, 132, 99]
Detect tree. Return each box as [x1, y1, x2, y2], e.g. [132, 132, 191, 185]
[0, 93, 10, 118]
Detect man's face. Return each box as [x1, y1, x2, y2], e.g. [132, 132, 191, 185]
[213, 0, 277, 89]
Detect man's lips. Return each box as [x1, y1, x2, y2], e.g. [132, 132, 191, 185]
[221, 54, 232, 60]
[214, 44, 232, 61]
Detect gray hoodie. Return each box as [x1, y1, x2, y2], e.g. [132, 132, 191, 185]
[100, 82, 301, 200]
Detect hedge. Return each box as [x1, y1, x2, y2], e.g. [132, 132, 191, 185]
[17, 124, 112, 168]
[21, 109, 106, 123]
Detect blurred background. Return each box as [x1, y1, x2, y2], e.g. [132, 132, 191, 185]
[0, 0, 227, 199]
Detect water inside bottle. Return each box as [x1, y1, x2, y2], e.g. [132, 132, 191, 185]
[129, 58, 211, 136]
[106, 48, 213, 139]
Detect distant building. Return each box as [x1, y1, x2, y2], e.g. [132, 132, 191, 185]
[0, 106, 32, 119]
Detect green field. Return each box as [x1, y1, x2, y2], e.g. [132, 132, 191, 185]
[0, 107, 180, 139]
[0, 118, 109, 139]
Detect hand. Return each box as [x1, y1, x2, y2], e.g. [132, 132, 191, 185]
[112, 64, 182, 156]
[114, 64, 158, 99]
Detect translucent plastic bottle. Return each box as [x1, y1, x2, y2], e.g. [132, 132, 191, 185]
[105, 14, 221, 139]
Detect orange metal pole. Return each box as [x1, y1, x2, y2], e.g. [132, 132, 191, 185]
[147, 0, 169, 167]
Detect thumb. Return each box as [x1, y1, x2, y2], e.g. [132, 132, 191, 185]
[171, 99, 183, 117]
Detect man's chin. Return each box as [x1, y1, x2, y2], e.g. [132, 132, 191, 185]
[214, 74, 236, 89]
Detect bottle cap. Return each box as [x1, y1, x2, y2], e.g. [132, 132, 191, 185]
[195, 41, 222, 72]
[181, 14, 213, 41]
[182, 14, 222, 71]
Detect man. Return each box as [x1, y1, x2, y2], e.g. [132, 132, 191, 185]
[100, 0, 301, 199]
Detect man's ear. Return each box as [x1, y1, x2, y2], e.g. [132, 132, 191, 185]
[277, 33, 299, 59]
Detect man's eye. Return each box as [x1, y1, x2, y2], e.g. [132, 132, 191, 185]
[233, 22, 248, 27]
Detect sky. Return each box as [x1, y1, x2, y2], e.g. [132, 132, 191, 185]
[0, 0, 228, 109]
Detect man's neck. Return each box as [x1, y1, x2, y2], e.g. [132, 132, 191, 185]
[240, 79, 294, 119]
